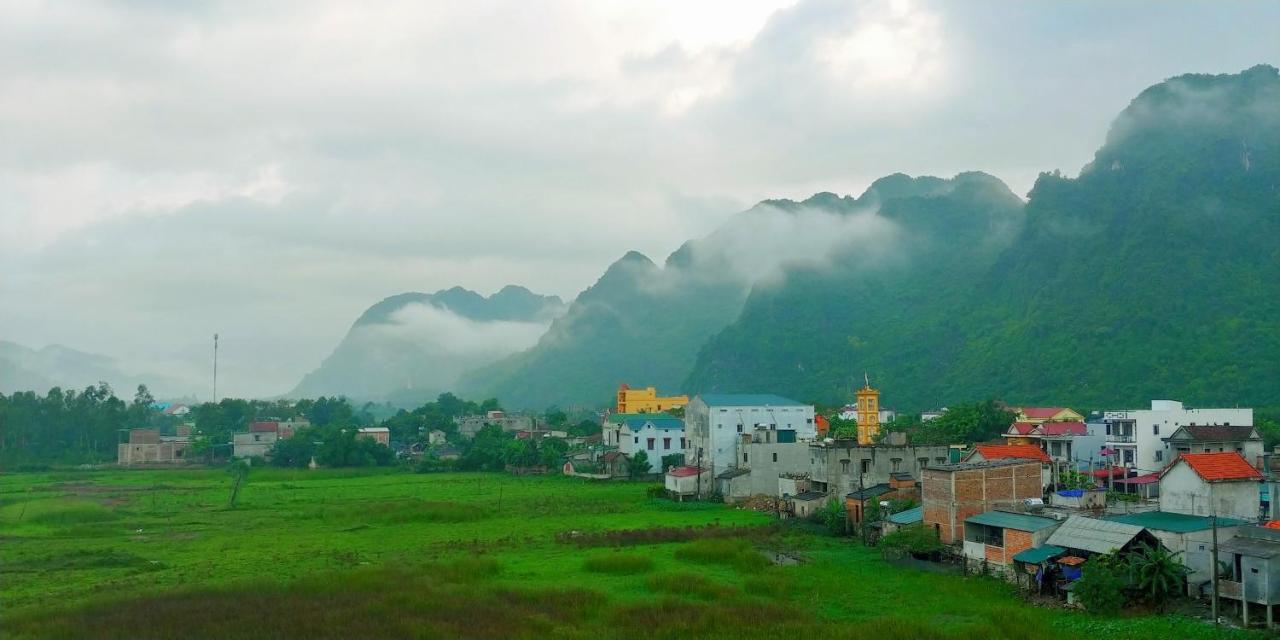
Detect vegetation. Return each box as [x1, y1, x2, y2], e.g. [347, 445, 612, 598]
[879, 525, 944, 558]
[0, 469, 1261, 639]
[1073, 554, 1128, 616]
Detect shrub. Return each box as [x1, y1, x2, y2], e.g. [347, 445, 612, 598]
[645, 572, 735, 600]
[582, 553, 654, 575]
[673, 539, 768, 573]
[879, 525, 943, 558]
[1074, 553, 1128, 615]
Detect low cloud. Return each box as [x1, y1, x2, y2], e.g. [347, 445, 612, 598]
[379, 303, 552, 359]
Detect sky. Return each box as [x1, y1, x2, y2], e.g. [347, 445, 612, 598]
[1, 0, 1277, 399]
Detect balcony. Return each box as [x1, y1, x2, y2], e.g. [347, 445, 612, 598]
[1106, 435, 1136, 443]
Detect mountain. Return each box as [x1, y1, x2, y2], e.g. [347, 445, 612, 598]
[458, 171, 1024, 409]
[685, 64, 1280, 409]
[0, 341, 167, 396]
[290, 286, 563, 405]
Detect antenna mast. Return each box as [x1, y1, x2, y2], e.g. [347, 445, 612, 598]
[213, 333, 219, 403]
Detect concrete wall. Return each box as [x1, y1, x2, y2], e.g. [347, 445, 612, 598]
[233, 431, 278, 459]
[684, 397, 814, 492]
[618, 423, 684, 472]
[1106, 405, 1253, 474]
[1160, 462, 1260, 522]
[812, 443, 950, 497]
[742, 440, 811, 496]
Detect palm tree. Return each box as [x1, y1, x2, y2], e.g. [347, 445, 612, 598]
[1128, 543, 1185, 610]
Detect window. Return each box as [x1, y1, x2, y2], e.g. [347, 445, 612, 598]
[772, 452, 778, 462]
[647, 438, 655, 451]
[663, 438, 671, 450]
[634, 436, 639, 444]
[918, 457, 929, 469]
[1153, 424, 1159, 436]
[935, 457, 946, 464]
[861, 460, 871, 474]
[891, 458, 901, 472]
[806, 418, 813, 424]
[743, 452, 749, 463]
[841, 460, 850, 473]
[680, 438, 686, 449]
[737, 424, 743, 433]
[1155, 450, 1163, 462]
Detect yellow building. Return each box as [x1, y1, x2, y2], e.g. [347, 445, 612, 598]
[616, 384, 689, 414]
[855, 374, 881, 446]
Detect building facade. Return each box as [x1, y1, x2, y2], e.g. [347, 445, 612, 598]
[606, 414, 685, 472]
[1103, 400, 1252, 476]
[615, 384, 688, 414]
[117, 428, 192, 465]
[1158, 451, 1262, 522]
[922, 459, 1043, 544]
[811, 440, 951, 498]
[683, 394, 815, 494]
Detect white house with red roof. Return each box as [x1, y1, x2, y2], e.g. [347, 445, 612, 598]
[1159, 452, 1262, 522]
[1103, 400, 1253, 479]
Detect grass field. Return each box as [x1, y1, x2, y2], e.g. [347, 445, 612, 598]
[0, 468, 1256, 639]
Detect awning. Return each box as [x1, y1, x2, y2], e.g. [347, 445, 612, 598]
[1057, 556, 1086, 566]
[1013, 545, 1066, 564]
[1090, 466, 1127, 479]
[1099, 448, 1118, 456]
[1115, 472, 1159, 485]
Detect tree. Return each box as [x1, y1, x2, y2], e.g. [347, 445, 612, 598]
[818, 497, 848, 536]
[270, 433, 316, 468]
[1128, 543, 1184, 610]
[539, 437, 568, 467]
[544, 407, 568, 427]
[1074, 553, 1128, 615]
[879, 525, 943, 558]
[660, 453, 684, 472]
[828, 415, 859, 439]
[627, 451, 651, 478]
[502, 438, 539, 467]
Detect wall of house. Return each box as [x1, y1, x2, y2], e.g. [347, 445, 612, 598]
[1160, 463, 1261, 522]
[741, 440, 810, 496]
[684, 398, 814, 493]
[922, 462, 1042, 544]
[813, 444, 950, 497]
[618, 423, 684, 471]
[1107, 405, 1253, 474]
[233, 431, 277, 459]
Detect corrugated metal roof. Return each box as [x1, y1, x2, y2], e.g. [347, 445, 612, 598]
[1219, 535, 1280, 559]
[965, 511, 1060, 532]
[697, 394, 807, 407]
[1103, 511, 1247, 533]
[887, 506, 923, 525]
[1046, 516, 1146, 554]
[1012, 545, 1066, 564]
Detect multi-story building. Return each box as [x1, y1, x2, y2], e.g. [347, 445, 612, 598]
[455, 411, 535, 438]
[1103, 400, 1253, 476]
[602, 413, 685, 472]
[683, 394, 815, 494]
[1163, 425, 1264, 467]
[922, 459, 1043, 544]
[615, 384, 688, 414]
[810, 439, 951, 497]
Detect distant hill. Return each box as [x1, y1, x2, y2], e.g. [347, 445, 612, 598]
[685, 64, 1280, 409]
[290, 285, 564, 404]
[0, 341, 170, 396]
[462, 65, 1280, 411]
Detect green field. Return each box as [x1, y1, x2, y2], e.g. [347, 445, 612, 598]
[0, 469, 1251, 639]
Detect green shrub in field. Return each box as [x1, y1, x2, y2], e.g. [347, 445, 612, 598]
[741, 573, 791, 598]
[356, 499, 483, 524]
[646, 572, 735, 600]
[582, 553, 654, 575]
[673, 539, 769, 573]
[24, 501, 120, 525]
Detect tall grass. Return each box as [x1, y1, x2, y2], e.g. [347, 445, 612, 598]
[582, 553, 654, 575]
[673, 538, 769, 573]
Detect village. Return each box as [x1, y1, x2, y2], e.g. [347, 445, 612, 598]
[104, 378, 1280, 628]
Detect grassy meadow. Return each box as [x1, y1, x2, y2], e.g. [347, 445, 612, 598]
[0, 468, 1255, 639]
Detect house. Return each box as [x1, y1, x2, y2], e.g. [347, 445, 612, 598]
[356, 427, 390, 446]
[1217, 525, 1280, 629]
[1164, 425, 1264, 468]
[1104, 511, 1248, 595]
[664, 465, 708, 500]
[809, 440, 950, 497]
[716, 467, 752, 501]
[1044, 515, 1162, 561]
[732, 425, 815, 497]
[455, 412, 535, 438]
[117, 428, 192, 465]
[790, 491, 829, 518]
[1158, 452, 1262, 522]
[1048, 488, 1106, 510]
[1011, 407, 1086, 425]
[882, 506, 924, 536]
[233, 426, 279, 459]
[602, 413, 685, 472]
[846, 472, 919, 526]
[162, 403, 190, 416]
[600, 451, 629, 478]
[683, 394, 816, 496]
[921, 409, 947, 422]
[1102, 400, 1253, 478]
[922, 459, 1043, 544]
[962, 511, 1062, 575]
[616, 384, 688, 414]
[1003, 419, 1103, 483]
[427, 429, 447, 445]
[963, 444, 1052, 487]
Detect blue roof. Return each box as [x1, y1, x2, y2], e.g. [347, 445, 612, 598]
[697, 394, 807, 407]
[965, 511, 1060, 532]
[887, 506, 923, 525]
[621, 416, 684, 430]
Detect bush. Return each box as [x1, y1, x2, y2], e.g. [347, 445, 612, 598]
[582, 553, 654, 575]
[1074, 553, 1128, 615]
[645, 572, 734, 599]
[673, 539, 768, 573]
[879, 525, 943, 557]
[646, 485, 667, 499]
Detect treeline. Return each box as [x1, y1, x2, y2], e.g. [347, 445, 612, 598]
[0, 384, 166, 465]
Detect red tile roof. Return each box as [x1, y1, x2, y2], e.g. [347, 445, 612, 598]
[1264, 521, 1280, 530]
[1007, 421, 1037, 435]
[667, 465, 704, 478]
[249, 421, 279, 433]
[1173, 452, 1262, 482]
[1040, 421, 1086, 436]
[972, 444, 1051, 463]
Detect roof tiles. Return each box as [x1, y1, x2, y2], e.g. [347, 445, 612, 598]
[1175, 452, 1263, 482]
[972, 444, 1051, 463]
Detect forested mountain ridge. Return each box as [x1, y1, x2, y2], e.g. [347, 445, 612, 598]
[686, 65, 1280, 409]
[290, 286, 563, 405]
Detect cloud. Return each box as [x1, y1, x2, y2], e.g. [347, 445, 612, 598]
[378, 303, 552, 358]
[1, 0, 1276, 397]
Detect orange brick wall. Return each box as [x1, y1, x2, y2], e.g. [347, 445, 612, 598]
[1002, 529, 1034, 565]
[922, 462, 1042, 544]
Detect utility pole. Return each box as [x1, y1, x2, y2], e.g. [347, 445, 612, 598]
[212, 333, 219, 403]
[1211, 512, 1220, 626]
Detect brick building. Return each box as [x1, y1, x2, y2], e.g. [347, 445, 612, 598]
[922, 459, 1043, 544]
[117, 428, 192, 465]
[961, 511, 1061, 573]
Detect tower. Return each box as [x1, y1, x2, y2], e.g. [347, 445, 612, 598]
[855, 372, 880, 445]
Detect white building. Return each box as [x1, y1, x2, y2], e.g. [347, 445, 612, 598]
[1158, 451, 1262, 522]
[683, 394, 815, 494]
[1103, 400, 1252, 475]
[232, 430, 277, 459]
[603, 414, 685, 472]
